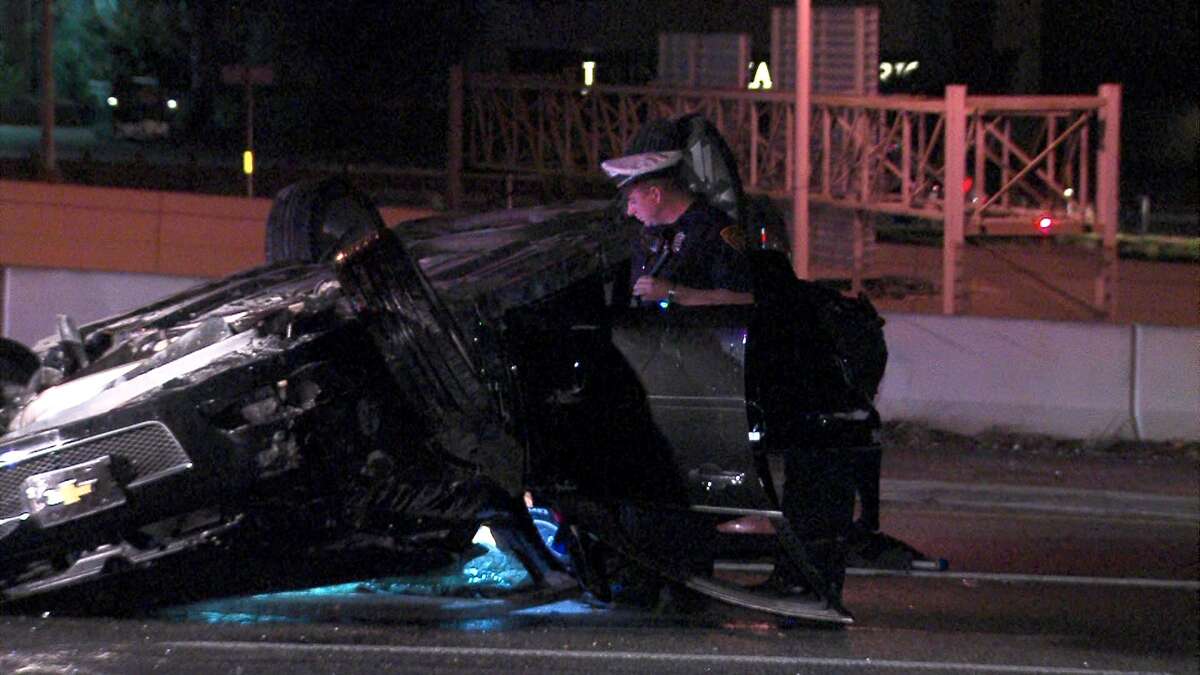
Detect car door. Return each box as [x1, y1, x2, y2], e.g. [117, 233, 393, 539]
[610, 303, 774, 511]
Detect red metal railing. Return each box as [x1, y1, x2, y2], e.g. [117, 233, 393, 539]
[453, 71, 1121, 317]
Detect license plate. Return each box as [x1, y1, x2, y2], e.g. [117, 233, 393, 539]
[22, 456, 127, 527]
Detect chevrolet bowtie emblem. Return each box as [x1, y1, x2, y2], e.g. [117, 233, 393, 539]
[35, 479, 97, 507]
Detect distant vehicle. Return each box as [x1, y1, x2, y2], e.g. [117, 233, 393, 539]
[107, 76, 181, 141]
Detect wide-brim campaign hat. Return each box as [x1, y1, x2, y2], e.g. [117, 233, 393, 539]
[600, 150, 683, 189]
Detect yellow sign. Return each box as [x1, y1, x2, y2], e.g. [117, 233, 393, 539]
[748, 62, 773, 90]
[243, 150, 254, 175]
[880, 61, 920, 82]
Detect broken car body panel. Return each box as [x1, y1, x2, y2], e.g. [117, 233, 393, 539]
[0, 198, 877, 622]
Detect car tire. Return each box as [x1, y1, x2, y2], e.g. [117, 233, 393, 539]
[264, 178, 387, 264]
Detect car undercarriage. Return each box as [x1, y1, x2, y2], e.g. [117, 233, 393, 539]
[1, 117, 933, 623]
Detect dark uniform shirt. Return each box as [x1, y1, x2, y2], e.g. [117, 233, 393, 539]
[631, 201, 752, 293]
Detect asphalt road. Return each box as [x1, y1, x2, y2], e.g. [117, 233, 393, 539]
[1, 485, 1195, 675]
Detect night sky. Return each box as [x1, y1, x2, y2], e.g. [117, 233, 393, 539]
[302, 0, 1195, 202]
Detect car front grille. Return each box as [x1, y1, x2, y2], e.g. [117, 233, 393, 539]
[0, 422, 191, 522]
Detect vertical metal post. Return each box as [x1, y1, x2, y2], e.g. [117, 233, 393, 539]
[917, 113, 927, 189]
[943, 85, 967, 315]
[0, 263, 6, 335]
[857, 110, 869, 201]
[853, 8, 866, 95]
[1046, 114, 1057, 183]
[1001, 118, 1011, 208]
[447, 65, 464, 211]
[784, 105, 793, 190]
[749, 104, 759, 188]
[901, 112, 912, 207]
[245, 72, 254, 198]
[38, 0, 56, 179]
[1095, 84, 1121, 319]
[1066, 120, 1076, 203]
[973, 110, 986, 207]
[1080, 119, 1090, 212]
[852, 210, 865, 295]
[792, 0, 812, 279]
[821, 106, 831, 197]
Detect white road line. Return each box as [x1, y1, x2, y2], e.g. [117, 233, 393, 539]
[882, 507, 1199, 528]
[856, 569, 1200, 590]
[881, 480, 1199, 522]
[886, 480, 1196, 505]
[162, 641, 1171, 674]
[715, 562, 1200, 590]
[908, 498, 1195, 521]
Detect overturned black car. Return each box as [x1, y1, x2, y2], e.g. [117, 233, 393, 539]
[0, 122, 916, 624]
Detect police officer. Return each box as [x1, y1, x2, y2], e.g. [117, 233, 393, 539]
[605, 148, 863, 617]
[602, 150, 753, 307]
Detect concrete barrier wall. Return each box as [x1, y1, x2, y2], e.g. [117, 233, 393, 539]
[877, 313, 1199, 442]
[1, 266, 205, 347]
[1132, 324, 1200, 441]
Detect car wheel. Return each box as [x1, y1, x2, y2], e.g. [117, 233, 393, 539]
[264, 178, 387, 264]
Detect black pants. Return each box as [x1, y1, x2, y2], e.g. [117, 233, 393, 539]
[850, 445, 882, 532]
[777, 445, 857, 595]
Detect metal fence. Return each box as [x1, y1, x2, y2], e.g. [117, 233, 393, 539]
[454, 72, 1122, 316]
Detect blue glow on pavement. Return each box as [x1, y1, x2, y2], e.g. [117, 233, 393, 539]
[205, 527, 531, 608]
[191, 611, 299, 625]
[512, 599, 597, 616]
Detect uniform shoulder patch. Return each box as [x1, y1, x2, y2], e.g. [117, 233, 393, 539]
[719, 225, 746, 252]
[671, 231, 687, 253]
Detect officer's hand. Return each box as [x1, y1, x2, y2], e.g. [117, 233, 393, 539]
[633, 275, 672, 302]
